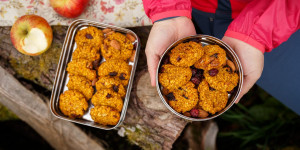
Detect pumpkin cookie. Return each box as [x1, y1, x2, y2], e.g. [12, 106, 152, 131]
[194, 45, 226, 70]
[95, 76, 126, 98]
[90, 106, 120, 126]
[67, 59, 97, 81]
[169, 41, 204, 67]
[72, 45, 100, 61]
[101, 32, 133, 61]
[67, 75, 94, 100]
[167, 82, 199, 113]
[91, 89, 123, 112]
[198, 80, 228, 114]
[204, 67, 239, 92]
[158, 64, 192, 91]
[59, 90, 88, 118]
[75, 26, 104, 47]
[98, 59, 131, 86]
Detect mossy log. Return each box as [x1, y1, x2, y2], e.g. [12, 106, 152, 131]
[0, 26, 190, 149]
[0, 26, 66, 90]
[0, 66, 105, 150]
[0, 103, 18, 121]
[121, 70, 188, 149]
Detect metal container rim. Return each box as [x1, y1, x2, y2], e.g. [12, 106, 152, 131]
[155, 34, 244, 121]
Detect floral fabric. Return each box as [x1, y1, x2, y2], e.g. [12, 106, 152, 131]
[0, 0, 152, 27]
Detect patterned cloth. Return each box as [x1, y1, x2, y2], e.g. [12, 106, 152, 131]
[0, 0, 152, 27]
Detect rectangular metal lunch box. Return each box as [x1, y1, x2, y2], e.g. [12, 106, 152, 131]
[156, 35, 243, 121]
[50, 19, 140, 130]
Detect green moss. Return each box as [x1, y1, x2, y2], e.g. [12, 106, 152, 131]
[7, 26, 67, 90]
[9, 42, 62, 90]
[0, 103, 18, 121]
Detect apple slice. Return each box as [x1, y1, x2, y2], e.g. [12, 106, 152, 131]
[10, 15, 53, 56]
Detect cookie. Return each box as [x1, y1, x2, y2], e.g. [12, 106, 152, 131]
[198, 80, 228, 114]
[91, 89, 123, 112]
[72, 45, 100, 62]
[67, 75, 94, 100]
[158, 64, 192, 91]
[67, 59, 97, 81]
[101, 32, 133, 61]
[96, 76, 126, 98]
[75, 26, 104, 47]
[98, 59, 131, 86]
[167, 82, 199, 113]
[204, 67, 239, 92]
[194, 45, 226, 70]
[59, 90, 88, 118]
[169, 41, 204, 67]
[90, 106, 120, 126]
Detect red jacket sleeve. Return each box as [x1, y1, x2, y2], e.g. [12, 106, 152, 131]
[142, 0, 192, 23]
[225, 0, 300, 53]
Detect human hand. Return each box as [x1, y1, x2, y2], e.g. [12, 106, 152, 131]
[222, 36, 264, 103]
[145, 17, 196, 86]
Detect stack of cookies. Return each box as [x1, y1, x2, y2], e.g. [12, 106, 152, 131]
[59, 26, 136, 126]
[158, 41, 239, 118]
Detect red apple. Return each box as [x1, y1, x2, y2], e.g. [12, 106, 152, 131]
[10, 15, 53, 56]
[50, 0, 90, 18]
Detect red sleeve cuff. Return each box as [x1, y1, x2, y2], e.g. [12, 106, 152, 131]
[150, 10, 191, 23]
[224, 30, 266, 53]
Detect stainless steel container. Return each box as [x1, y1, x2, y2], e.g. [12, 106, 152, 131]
[156, 35, 243, 121]
[50, 19, 140, 130]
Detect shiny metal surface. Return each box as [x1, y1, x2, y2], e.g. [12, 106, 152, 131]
[50, 19, 140, 130]
[156, 35, 243, 121]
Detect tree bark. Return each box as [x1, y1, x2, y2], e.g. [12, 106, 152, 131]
[184, 121, 218, 150]
[121, 70, 188, 150]
[0, 26, 66, 90]
[0, 66, 104, 150]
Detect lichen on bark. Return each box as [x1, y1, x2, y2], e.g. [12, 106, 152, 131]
[119, 125, 162, 150]
[0, 103, 18, 121]
[9, 43, 61, 90]
[3, 26, 67, 90]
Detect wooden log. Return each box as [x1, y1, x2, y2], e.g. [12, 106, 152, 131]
[184, 121, 218, 150]
[120, 70, 188, 150]
[0, 26, 189, 149]
[0, 66, 104, 150]
[0, 26, 66, 90]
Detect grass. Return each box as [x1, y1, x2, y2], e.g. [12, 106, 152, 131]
[216, 85, 300, 150]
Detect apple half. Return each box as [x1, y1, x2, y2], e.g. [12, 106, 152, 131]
[10, 15, 53, 56]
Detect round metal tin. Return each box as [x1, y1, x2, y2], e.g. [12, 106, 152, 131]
[156, 34, 243, 121]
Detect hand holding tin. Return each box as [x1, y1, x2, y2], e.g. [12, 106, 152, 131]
[145, 17, 196, 86]
[222, 36, 264, 103]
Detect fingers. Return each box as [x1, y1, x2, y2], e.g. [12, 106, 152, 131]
[235, 70, 261, 103]
[145, 17, 196, 87]
[222, 36, 264, 104]
[145, 23, 176, 87]
[146, 51, 160, 86]
[145, 30, 169, 87]
[145, 33, 171, 86]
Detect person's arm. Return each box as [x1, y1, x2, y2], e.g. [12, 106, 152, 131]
[222, 0, 300, 103]
[225, 0, 300, 53]
[143, 0, 196, 86]
[143, 0, 192, 23]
